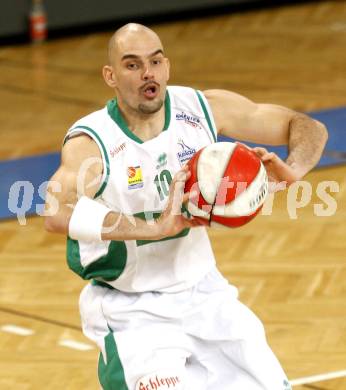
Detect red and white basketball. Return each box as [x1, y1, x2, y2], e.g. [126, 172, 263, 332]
[184, 142, 268, 228]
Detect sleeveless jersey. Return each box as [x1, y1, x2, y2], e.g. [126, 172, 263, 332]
[65, 86, 218, 293]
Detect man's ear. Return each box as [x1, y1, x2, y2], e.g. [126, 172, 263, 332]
[102, 65, 117, 88]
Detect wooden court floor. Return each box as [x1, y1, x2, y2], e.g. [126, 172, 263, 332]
[0, 1, 345, 389]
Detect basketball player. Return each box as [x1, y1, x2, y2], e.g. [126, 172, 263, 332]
[44, 23, 327, 390]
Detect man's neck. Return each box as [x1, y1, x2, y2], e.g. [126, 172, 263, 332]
[118, 101, 165, 142]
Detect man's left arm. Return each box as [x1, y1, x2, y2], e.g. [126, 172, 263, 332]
[204, 89, 328, 185]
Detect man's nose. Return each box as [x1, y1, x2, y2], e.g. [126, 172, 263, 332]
[142, 65, 154, 80]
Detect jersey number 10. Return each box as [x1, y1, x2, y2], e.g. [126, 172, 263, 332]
[154, 169, 172, 201]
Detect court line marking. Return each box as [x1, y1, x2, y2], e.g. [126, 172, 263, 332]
[1, 322, 345, 384]
[58, 339, 94, 351]
[291, 370, 346, 386]
[0, 306, 81, 331]
[1, 324, 35, 336]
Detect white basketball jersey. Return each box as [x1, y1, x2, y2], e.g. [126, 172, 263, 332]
[64, 86, 218, 293]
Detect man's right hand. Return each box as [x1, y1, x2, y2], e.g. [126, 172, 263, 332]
[154, 166, 201, 239]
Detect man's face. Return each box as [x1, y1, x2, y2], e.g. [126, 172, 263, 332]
[110, 32, 170, 115]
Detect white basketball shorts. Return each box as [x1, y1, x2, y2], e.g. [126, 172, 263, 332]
[79, 267, 292, 390]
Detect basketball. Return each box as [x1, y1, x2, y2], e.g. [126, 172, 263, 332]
[184, 142, 268, 227]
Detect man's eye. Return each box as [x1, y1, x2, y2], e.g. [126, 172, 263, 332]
[152, 59, 161, 65]
[127, 63, 139, 70]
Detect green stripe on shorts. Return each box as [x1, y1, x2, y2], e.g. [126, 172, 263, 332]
[98, 331, 128, 390]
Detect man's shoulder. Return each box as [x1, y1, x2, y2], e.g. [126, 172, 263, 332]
[167, 85, 202, 106]
[69, 105, 108, 132]
[167, 85, 212, 115]
[168, 85, 197, 95]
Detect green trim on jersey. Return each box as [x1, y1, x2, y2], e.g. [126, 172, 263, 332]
[137, 228, 190, 247]
[107, 99, 143, 144]
[65, 125, 110, 198]
[196, 90, 217, 143]
[92, 279, 114, 289]
[163, 90, 171, 131]
[98, 332, 128, 390]
[66, 237, 127, 281]
[107, 91, 171, 143]
[134, 210, 190, 247]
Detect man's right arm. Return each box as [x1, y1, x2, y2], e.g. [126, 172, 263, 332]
[44, 134, 103, 234]
[44, 135, 196, 241]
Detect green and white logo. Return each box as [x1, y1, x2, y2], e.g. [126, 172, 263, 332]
[156, 153, 167, 169]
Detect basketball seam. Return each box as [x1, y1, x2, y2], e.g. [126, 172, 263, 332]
[209, 149, 233, 225]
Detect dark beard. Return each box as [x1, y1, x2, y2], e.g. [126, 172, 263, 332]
[138, 99, 164, 114]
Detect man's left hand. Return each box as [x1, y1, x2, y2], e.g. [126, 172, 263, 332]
[252, 146, 302, 192]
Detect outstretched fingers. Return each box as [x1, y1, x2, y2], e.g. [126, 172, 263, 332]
[252, 147, 277, 162]
[158, 166, 203, 232]
[168, 166, 190, 215]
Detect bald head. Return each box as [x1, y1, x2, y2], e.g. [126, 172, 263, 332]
[108, 23, 163, 64]
[103, 23, 170, 116]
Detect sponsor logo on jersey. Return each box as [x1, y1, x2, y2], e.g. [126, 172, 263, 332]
[110, 142, 126, 158]
[177, 139, 196, 166]
[156, 153, 167, 169]
[136, 374, 181, 390]
[176, 111, 202, 129]
[128, 166, 144, 189]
